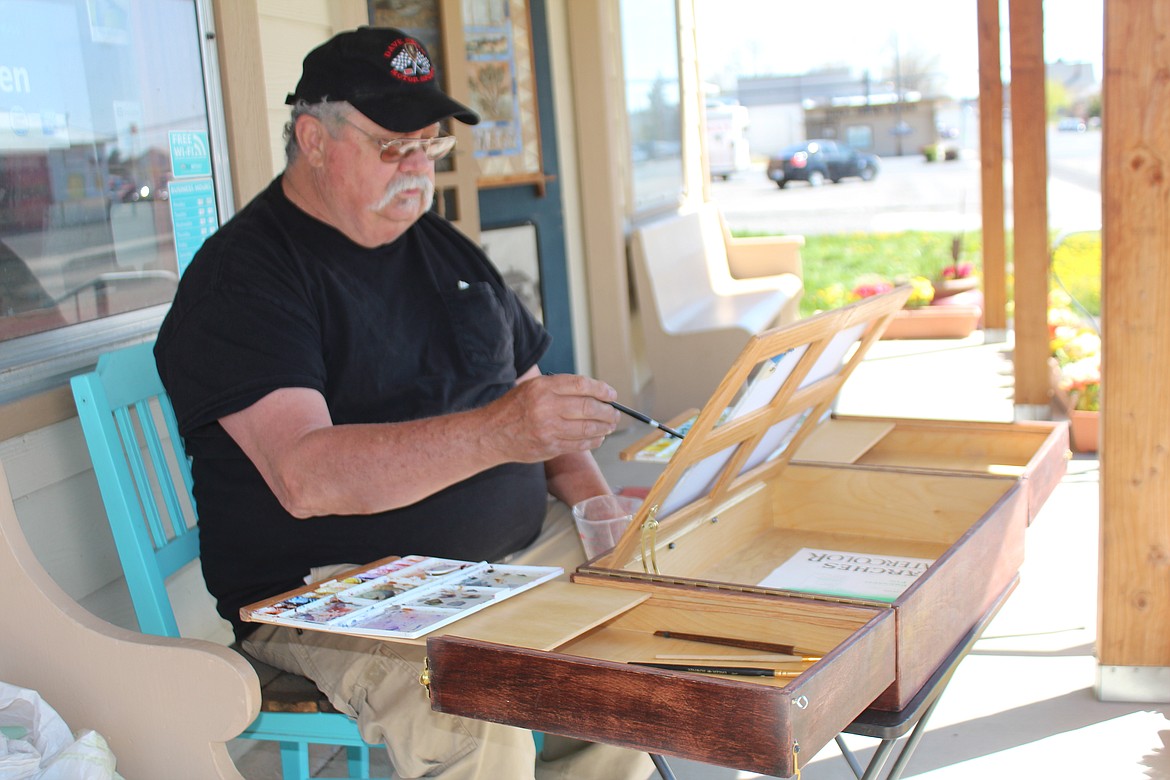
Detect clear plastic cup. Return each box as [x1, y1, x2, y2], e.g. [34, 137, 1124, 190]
[571, 494, 644, 559]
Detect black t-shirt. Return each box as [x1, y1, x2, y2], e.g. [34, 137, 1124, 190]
[154, 177, 552, 638]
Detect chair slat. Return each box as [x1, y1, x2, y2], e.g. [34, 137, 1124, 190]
[158, 392, 197, 503]
[135, 398, 193, 542]
[113, 405, 170, 551]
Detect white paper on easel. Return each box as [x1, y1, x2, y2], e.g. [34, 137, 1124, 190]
[758, 547, 934, 602]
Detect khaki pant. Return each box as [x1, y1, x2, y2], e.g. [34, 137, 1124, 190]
[243, 501, 654, 780]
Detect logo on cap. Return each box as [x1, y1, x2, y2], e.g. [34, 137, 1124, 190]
[383, 37, 433, 84]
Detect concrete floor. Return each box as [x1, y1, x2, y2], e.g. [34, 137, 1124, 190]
[233, 334, 1170, 780]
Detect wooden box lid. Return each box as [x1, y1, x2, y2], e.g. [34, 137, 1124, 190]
[595, 287, 912, 573]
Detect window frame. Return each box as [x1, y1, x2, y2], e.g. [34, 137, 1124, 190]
[0, 0, 234, 404]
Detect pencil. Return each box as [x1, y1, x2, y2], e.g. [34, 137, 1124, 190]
[630, 662, 802, 678]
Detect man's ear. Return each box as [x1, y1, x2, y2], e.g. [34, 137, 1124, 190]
[295, 116, 329, 166]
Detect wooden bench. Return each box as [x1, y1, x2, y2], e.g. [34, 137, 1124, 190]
[0, 462, 260, 779]
[629, 202, 804, 417]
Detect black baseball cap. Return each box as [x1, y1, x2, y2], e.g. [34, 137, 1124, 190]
[285, 27, 479, 132]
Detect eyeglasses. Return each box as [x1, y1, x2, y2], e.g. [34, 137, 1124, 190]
[340, 117, 457, 163]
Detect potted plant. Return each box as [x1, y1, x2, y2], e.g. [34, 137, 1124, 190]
[1048, 290, 1101, 452]
[817, 274, 982, 340]
[934, 261, 980, 299]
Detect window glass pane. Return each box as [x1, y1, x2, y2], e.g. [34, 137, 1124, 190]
[620, 0, 683, 213]
[0, 0, 217, 343]
[845, 125, 874, 150]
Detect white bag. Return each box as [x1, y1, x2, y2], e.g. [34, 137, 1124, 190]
[0, 682, 122, 780]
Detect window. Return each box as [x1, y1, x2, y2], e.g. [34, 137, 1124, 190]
[846, 125, 874, 150]
[620, 0, 683, 213]
[0, 0, 228, 399]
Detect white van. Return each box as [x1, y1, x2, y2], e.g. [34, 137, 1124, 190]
[705, 103, 751, 180]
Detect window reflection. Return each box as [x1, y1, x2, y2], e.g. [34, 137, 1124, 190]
[620, 0, 683, 212]
[0, 0, 215, 343]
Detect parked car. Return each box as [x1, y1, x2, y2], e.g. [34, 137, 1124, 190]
[1057, 117, 1087, 132]
[766, 140, 880, 188]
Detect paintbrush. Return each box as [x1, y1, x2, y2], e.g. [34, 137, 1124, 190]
[655, 653, 811, 663]
[630, 662, 802, 678]
[654, 630, 821, 660]
[542, 372, 685, 439]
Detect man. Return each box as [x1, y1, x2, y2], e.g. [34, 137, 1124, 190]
[155, 26, 651, 780]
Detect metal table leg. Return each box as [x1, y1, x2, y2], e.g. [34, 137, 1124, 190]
[878, 692, 946, 780]
[836, 733, 865, 778]
[650, 753, 678, 780]
[835, 582, 1017, 780]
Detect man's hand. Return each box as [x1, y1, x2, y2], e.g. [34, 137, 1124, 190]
[480, 371, 621, 463]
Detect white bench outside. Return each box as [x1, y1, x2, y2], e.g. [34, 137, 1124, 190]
[629, 202, 804, 418]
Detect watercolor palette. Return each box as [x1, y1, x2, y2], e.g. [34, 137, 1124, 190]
[241, 555, 562, 639]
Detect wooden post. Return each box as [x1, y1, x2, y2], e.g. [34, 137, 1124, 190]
[209, 0, 270, 209]
[977, 0, 1007, 335]
[1007, 0, 1050, 411]
[1097, 0, 1170, 701]
[565, 0, 639, 404]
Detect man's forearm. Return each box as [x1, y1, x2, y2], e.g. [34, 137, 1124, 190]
[544, 450, 612, 509]
[272, 409, 510, 517]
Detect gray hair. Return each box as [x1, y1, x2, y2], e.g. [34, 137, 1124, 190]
[283, 99, 354, 164]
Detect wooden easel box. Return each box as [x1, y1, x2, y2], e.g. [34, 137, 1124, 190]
[425, 290, 1068, 776]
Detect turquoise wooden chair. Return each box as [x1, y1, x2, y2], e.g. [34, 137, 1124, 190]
[70, 341, 381, 780]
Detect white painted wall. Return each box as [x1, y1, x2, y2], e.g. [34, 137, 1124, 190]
[1, 419, 233, 645]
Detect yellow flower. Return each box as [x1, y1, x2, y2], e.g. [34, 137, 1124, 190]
[905, 276, 935, 309]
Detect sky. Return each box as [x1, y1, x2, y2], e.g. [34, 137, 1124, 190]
[695, 0, 1105, 99]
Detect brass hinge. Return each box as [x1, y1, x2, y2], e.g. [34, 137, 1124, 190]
[640, 503, 661, 574]
[419, 656, 432, 696]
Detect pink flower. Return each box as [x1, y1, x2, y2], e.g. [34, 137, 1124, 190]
[941, 263, 974, 280]
[851, 281, 894, 299]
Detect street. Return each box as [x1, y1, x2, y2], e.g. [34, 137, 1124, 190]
[711, 127, 1102, 237]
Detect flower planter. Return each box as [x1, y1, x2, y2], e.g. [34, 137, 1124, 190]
[932, 277, 980, 300]
[881, 304, 982, 340]
[1069, 409, 1099, 453]
[1049, 358, 1099, 453]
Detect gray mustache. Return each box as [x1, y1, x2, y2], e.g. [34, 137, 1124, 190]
[374, 174, 435, 211]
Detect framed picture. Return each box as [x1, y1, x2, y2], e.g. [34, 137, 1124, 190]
[369, 0, 545, 189]
[463, 0, 544, 188]
[369, 1, 444, 57]
[480, 222, 543, 323]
